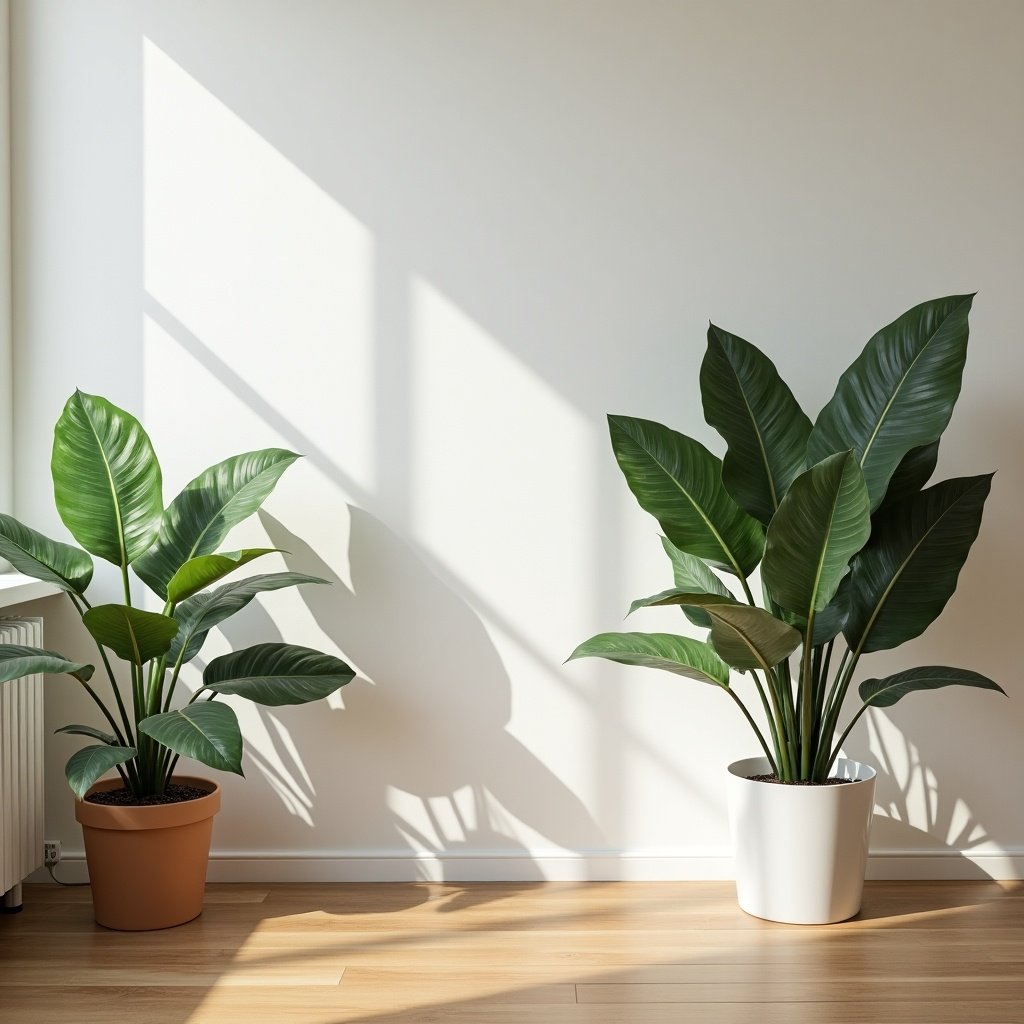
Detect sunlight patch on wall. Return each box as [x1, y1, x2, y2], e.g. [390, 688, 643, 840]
[143, 38, 376, 495]
[409, 277, 592, 651]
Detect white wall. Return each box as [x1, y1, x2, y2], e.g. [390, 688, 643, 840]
[11, 0, 1024, 880]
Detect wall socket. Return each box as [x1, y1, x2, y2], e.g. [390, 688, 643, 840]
[43, 840, 61, 866]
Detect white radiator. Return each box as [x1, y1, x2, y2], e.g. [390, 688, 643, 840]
[0, 616, 44, 909]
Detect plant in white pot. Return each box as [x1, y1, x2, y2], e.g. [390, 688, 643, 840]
[569, 294, 1005, 924]
[0, 392, 353, 930]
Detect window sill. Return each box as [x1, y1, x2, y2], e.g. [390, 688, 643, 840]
[0, 573, 62, 610]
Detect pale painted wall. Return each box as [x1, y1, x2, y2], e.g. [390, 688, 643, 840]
[11, 0, 1024, 880]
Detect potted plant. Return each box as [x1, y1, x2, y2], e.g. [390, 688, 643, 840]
[569, 294, 1005, 924]
[0, 391, 353, 930]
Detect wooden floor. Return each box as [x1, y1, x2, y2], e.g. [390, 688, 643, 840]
[1, 881, 1022, 1023]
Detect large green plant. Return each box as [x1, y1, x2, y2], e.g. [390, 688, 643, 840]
[569, 295, 1005, 782]
[0, 392, 353, 798]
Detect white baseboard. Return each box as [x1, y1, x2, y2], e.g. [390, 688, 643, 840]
[32, 848, 1024, 884]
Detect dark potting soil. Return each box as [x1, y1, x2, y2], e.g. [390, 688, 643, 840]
[85, 783, 212, 806]
[747, 774, 855, 786]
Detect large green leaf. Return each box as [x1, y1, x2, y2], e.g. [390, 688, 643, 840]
[203, 643, 354, 706]
[133, 449, 299, 599]
[844, 474, 992, 654]
[762, 451, 871, 615]
[700, 324, 812, 525]
[55, 723, 117, 745]
[807, 295, 974, 509]
[0, 514, 93, 595]
[629, 587, 738, 616]
[168, 572, 329, 666]
[138, 701, 243, 775]
[878, 441, 940, 511]
[608, 416, 764, 578]
[165, 548, 280, 604]
[858, 666, 1005, 709]
[629, 593, 800, 671]
[0, 645, 93, 683]
[566, 632, 731, 687]
[781, 576, 850, 646]
[659, 536, 732, 628]
[51, 390, 163, 567]
[83, 604, 179, 665]
[65, 744, 137, 799]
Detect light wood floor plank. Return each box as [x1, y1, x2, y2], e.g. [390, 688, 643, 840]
[1, 881, 1021, 1023]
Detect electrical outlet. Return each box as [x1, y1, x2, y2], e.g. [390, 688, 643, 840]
[43, 840, 61, 867]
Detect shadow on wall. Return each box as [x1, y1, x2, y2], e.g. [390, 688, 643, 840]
[245, 508, 606, 881]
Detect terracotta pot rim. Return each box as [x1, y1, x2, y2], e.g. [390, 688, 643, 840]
[74, 774, 221, 831]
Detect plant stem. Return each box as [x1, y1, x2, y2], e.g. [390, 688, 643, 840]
[726, 688, 777, 775]
[799, 609, 817, 778]
[750, 669, 788, 779]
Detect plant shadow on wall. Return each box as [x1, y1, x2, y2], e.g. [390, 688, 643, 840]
[248, 508, 606, 892]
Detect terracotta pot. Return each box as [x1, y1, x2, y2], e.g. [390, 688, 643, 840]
[74, 775, 221, 931]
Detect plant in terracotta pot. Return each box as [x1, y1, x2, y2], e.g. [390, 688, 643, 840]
[0, 392, 353, 929]
[569, 294, 1005, 924]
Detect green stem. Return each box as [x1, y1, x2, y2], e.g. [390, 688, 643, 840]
[799, 609, 817, 778]
[750, 669, 787, 779]
[726, 688, 777, 775]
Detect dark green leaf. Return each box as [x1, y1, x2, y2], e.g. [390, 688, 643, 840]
[133, 448, 299, 599]
[858, 666, 1005, 709]
[0, 645, 93, 683]
[608, 415, 764, 578]
[166, 548, 281, 604]
[659, 536, 732, 627]
[762, 452, 871, 616]
[807, 294, 974, 509]
[879, 441, 940, 510]
[65, 744, 137, 799]
[55, 724, 117, 745]
[566, 632, 731, 687]
[0, 514, 93, 595]
[138, 702, 243, 775]
[845, 474, 992, 654]
[83, 604, 179, 665]
[169, 572, 329, 666]
[700, 324, 812, 524]
[781, 577, 850, 645]
[51, 390, 163, 567]
[203, 643, 354, 706]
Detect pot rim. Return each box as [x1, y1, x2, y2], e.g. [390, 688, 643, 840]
[727, 755, 876, 787]
[74, 774, 221, 831]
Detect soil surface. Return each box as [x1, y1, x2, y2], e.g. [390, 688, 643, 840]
[747, 773, 855, 786]
[85, 783, 213, 806]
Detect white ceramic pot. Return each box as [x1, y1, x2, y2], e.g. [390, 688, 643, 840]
[727, 755, 876, 925]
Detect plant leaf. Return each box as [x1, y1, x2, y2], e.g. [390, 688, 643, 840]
[0, 514, 94, 595]
[133, 448, 299, 599]
[56, 724, 117, 745]
[807, 294, 974, 509]
[782, 576, 850, 646]
[858, 666, 1005, 709]
[203, 643, 354, 706]
[566, 632, 731, 687]
[878, 441, 940, 511]
[166, 548, 281, 604]
[0, 645, 94, 683]
[700, 324, 813, 524]
[762, 451, 871, 615]
[51, 390, 163, 567]
[608, 415, 764, 578]
[659, 536, 732, 628]
[845, 474, 992, 654]
[629, 588, 738, 615]
[138, 702, 243, 775]
[65, 744, 137, 799]
[169, 572, 329, 666]
[83, 604, 179, 665]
